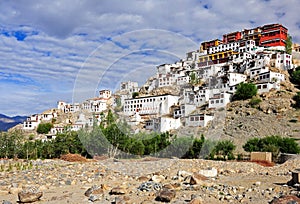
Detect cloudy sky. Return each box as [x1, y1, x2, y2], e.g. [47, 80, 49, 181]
[0, 0, 300, 116]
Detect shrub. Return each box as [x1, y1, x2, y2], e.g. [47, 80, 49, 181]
[36, 123, 53, 134]
[249, 97, 262, 107]
[293, 92, 300, 108]
[291, 70, 300, 85]
[213, 140, 236, 160]
[243, 135, 300, 160]
[233, 83, 257, 100]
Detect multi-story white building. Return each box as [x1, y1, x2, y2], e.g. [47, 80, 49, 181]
[185, 114, 214, 127]
[145, 116, 181, 133]
[99, 90, 112, 99]
[208, 41, 240, 54]
[120, 81, 139, 93]
[123, 94, 179, 116]
[208, 92, 232, 109]
[257, 71, 285, 83]
[23, 114, 42, 130]
[256, 82, 280, 94]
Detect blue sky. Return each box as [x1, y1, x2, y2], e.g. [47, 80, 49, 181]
[0, 0, 300, 116]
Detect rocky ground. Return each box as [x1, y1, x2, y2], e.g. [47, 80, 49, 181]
[0, 156, 300, 204]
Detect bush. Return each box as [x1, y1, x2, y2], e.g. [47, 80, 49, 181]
[233, 83, 257, 100]
[243, 135, 300, 160]
[293, 92, 300, 108]
[36, 123, 53, 134]
[249, 97, 262, 107]
[290, 70, 300, 86]
[213, 140, 236, 160]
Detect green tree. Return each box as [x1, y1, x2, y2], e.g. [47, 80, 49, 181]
[37, 123, 53, 134]
[189, 72, 199, 85]
[233, 83, 257, 100]
[213, 140, 236, 160]
[132, 92, 139, 99]
[285, 34, 292, 55]
[293, 92, 300, 108]
[243, 135, 300, 160]
[290, 69, 300, 86]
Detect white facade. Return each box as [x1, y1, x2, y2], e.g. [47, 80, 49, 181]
[99, 90, 112, 99]
[82, 98, 107, 113]
[227, 73, 247, 86]
[185, 114, 214, 127]
[248, 66, 269, 79]
[176, 76, 190, 85]
[158, 73, 176, 87]
[256, 82, 280, 94]
[23, 114, 42, 130]
[208, 92, 231, 109]
[146, 117, 181, 133]
[257, 71, 285, 83]
[50, 125, 64, 135]
[123, 95, 179, 116]
[157, 64, 171, 75]
[120, 81, 139, 93]
[208, 41, 240, 54]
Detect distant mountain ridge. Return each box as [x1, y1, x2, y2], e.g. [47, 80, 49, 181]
[0, 114, 27, 131]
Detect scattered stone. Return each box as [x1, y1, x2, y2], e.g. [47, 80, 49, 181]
[84, 185, 104, 197]
[110, 187, 127, 195]
[151, 175, 165, 183]
[18, 186, 43, 203]
[88, 195, 100, 202]
[155, 188, 176, 203]
[138, 182, 162, 191]
[185, 173, 207, 185]
[189, 197, 203, 204]
[270, 195, 300, 204]
[137, 176, 149, 182]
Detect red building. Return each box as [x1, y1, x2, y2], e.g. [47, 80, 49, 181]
[260, 24, 288, 47]
[223, 31, 242, 43]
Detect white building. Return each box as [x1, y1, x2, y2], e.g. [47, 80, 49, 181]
[256, 82, 280, 94]
[50, 125, 64, 135]
[185, 114, 214, 127]
[145, 116, 181, 133]
[23, 114, 42, 130]
[123, 94, 179, 116]
[99, 90, 112, 99]
[82, 98, 107, 113]
[257, 71, 285, 83]
[41, 109, 57, 121]
[120, 81, 139, 93]
[208, 41, 240, 54]
[227, 73, 247, 86]
[208, 92, 232, 109]
[173, 104, 197, 118]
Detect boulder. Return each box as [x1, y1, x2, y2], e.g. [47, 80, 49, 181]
[110, 187, 127, 195]
[18, 191, 43, 203]
[155, 188, 176, 202]
[189, 197, 203, 204]
[151, 175, 165, 183]
[185, 173, 207, 185]
[270, 195, 300, 204]
[198, 167, 218, 178]
[84, 185, 104, 197]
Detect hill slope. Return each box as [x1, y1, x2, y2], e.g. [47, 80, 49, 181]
[0, 114, 27, 131]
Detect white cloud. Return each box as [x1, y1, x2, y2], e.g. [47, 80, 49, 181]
[0, 0, 300, 116]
